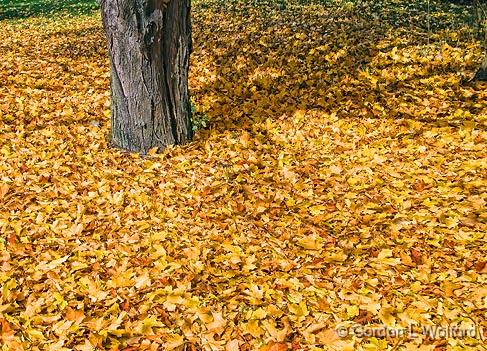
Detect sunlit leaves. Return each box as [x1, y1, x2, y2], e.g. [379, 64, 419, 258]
[0, 0, 486, 350]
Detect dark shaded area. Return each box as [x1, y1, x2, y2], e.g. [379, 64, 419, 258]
[191, 0, 484, 134]
[191, 0, 389, 128]
[0, 0, 97, 20]
[39, 27, 106, 59]
[1, 0, 484, 135]
[475, 65, 487, 79]
[447, 0, 486, 4]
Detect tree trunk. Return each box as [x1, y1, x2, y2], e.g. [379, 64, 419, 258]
[474, 51, 487, 81]
[474, 0, 487, 81]
[100, 0, 193, 154]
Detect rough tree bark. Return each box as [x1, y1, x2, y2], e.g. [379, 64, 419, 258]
[100, 0, 193, 154]
[474, 50, 487, 80]
[474, 0, 487, 80]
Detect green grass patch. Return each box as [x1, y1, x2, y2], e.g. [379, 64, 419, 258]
[0, 0, 98, 20]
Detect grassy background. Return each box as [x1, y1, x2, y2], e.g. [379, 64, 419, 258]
[0, 0, 477, 28]
[0, 0, 97, 20]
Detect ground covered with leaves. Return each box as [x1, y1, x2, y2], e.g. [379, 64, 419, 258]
[0, 0, 486, 350]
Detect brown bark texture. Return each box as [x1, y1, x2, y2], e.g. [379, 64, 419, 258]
[474, 0, 487, 80]
[100, 0, 193, 154]
[474, 52, 487, 80]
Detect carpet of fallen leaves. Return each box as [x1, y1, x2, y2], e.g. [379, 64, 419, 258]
[1, 0, 486, 350]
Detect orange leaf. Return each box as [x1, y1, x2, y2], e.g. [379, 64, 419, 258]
[475, 261, 486, 273]
[0, 183, 9, 199]
[7, 234, 16, 245]
[260, 342, 288, 351]
[240, 131, 250, 148]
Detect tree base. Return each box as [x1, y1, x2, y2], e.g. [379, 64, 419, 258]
[101, 0, 193, 155]
[474, 67, 487, 81]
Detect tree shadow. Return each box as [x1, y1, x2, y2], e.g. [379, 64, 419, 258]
[190, 0, 484, 133]
[4, 0, 482, 134]
[190, 0, 381, 129]
[39, 26, 106, 59]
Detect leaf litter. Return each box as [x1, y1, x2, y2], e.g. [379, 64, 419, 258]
[0, 0, 486, 350]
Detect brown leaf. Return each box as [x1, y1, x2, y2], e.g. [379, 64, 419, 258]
[475, 261, 486, 273]
[411, 249, 422, 265]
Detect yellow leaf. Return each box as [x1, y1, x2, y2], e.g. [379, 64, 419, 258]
[26, 328, 45, 340]
[240, 131, 250, 148]
[242, 320, 264, 338]
[288, 301, 308, 317]
[163, 334, 184, 350]
[297, 235, 323, 250]
[378, 306, 396, 326]
[148, 147, 159, 156]
[251, 308, 267, 320]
